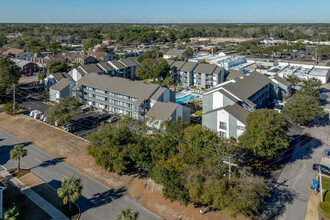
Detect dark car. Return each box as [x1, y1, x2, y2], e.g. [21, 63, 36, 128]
[312, 164, 330, 175]
[97, 113, 111, 122]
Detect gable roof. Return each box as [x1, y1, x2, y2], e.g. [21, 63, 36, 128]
[108, 60, 126, 69]
[76, 73, 160, 106]
[52, 72, 71, 82]
[150, 87, 167, 100]
[170, 61, 185, 70]
[146, 101, 179, 121]
[50, 78, 72, 91]
[272, 75, 291, 87]
[165, 50, 185, 57]
[10, 58, 32, 68]
[3, 48, 24, 56]
[97, 62, 114, 72]
[119, 58, 139, 68]
[166, 59, 175, 66]
[180, 62, 197, 72]
[79, 64, 103, 74]
[204, 103, 249, 124]
[226, 70, 244, 80]
[194, 63, 219, 74]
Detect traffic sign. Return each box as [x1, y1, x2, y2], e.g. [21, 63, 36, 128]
[313, 179, 319, 190]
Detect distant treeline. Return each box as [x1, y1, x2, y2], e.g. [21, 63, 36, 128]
[0, 24, 329, 47]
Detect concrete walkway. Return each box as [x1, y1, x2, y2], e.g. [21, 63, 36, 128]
[0, 168, 68, 220]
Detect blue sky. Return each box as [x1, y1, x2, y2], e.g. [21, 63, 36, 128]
[1, 0, 329, 23]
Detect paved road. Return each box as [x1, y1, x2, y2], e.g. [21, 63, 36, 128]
[0, 129, 161, 220]
[266, 116, 329, 220]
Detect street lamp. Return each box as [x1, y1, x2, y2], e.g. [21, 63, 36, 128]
[0, 181, 7, 219]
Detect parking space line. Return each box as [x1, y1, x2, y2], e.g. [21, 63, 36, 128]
[35, 158, 42, 163]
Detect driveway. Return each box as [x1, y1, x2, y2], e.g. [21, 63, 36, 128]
[0, 129, 161, 220]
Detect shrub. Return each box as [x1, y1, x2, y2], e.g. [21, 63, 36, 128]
[3, 102, 19, 115]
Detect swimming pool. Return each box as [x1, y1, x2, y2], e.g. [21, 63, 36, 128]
[175, 94, 200, 103]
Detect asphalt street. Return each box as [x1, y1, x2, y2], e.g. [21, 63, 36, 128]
[0, 129, 161, 220]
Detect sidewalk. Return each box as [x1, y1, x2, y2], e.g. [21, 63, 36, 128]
[0, 169, 68, 220]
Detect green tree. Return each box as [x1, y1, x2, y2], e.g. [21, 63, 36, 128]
[47, 42, 62, 54]
[239, 109, 291, 160]
[47, 61, 69, 74]
[115, 209, 139, 220]
[162, 77, 173, 87]
[283, 93, 324, 125]
[182, 47, 194, 58]
[302, 77, 322, 88]
[82, 41, 93, 52]
[136, 58, 169, 81]
[3, 102, 19, 115]
[45, 96, 81, 125]
[0, 35, 8, 47]
[57, 175, 83, 210]
[3, 206, 19, 220]
[137, 50, 163, 63]
[10, 144, 27, 171]
[0, 58, 21, 95]
[38, 71, 47, 82]
[285, 75, 301, 87]
[296, 85, 319, 98]
[326, 61, 330, 67]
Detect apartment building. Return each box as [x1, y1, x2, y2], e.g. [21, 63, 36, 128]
[73, 73, 178, 120]
[11, 58, 38, 75]
[167, 60, 225, 89]
[202, 72, 288, 139]
[3, 48, 34, 60]
[192, 63, 224, 89]
[69, 58, 140, 82]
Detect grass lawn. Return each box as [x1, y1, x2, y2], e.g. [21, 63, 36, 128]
[318, 176, 330, 191]
[194, 110, 203, 117]
[320, 191, 330, 218]
[1, 177, 51, 220]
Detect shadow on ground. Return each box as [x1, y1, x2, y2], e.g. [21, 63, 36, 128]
[0, 141, 33, 165]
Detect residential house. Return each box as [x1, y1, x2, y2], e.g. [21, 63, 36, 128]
[11, 58, 38, 75]
[163, 50, 185, 59]
[65, 53, 97, 65]
[86, 51, 112, 61]
[72, 73, 179, 120]
[49, 78, 76, 103]
[202, 72, 287, 139]
[44, 72, 73, 89]
[3, 48, 34, 60]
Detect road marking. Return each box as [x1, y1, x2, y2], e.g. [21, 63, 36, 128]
[35, 158, 42, 163]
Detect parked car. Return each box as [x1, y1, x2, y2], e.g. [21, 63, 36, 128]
[312, 164, 330, 175]
[80, 106, 90, 113]
[108, 115, 119, 123]
[97, 113, 111, 122]
[30, 110, 43, 119]
[62, 123, 77, 132]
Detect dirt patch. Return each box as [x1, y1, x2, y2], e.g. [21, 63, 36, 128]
[129, 179, 250, 220]
[305, 191, 321, 220]
[0, 113, 132, 189]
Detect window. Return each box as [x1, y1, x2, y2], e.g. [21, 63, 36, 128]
[237, 125, 246, 131]
[219, 121, 227, 130]
[219, 131, 226, 139]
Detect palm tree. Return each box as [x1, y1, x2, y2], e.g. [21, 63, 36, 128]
[115, 209, 139, 220]
[57, 175, 83, 210]
[3, 206, 19, 220]
[9, 144, 27, 171]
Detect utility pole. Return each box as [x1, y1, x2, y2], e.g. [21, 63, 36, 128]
[319, 166, 323, 202]
[13, 83, 15, 117]
[117, 118, 120, 135]
[223, 157, 238, 181]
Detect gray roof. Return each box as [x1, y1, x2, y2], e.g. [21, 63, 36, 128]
[180, 62, 197, 72]
[194, 63, 219, 74]
[97, 62, 114, 72]
[80, 64, 103, 74]
[50, 78, 72, 91]
[170, 61, 185, 70]
[11, 58, 32, 68]
[52, 72, 71, 82]
[273, 75, 291, 87]
[108, 60, 126, 69]
[119, 58, 139, 68]
[146, 101, 179, 121]
[165, 50, 185, 57]
[226, 70, 244, 80]
[150, 87, 167, 101]
[166, 59, 175, 66]
[204, 103, 249, 124]
[222, 72, 272, 107]
[77, 73, 160, 106]
[219, 89, 239, 102]
[130, 57, 140, 66]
